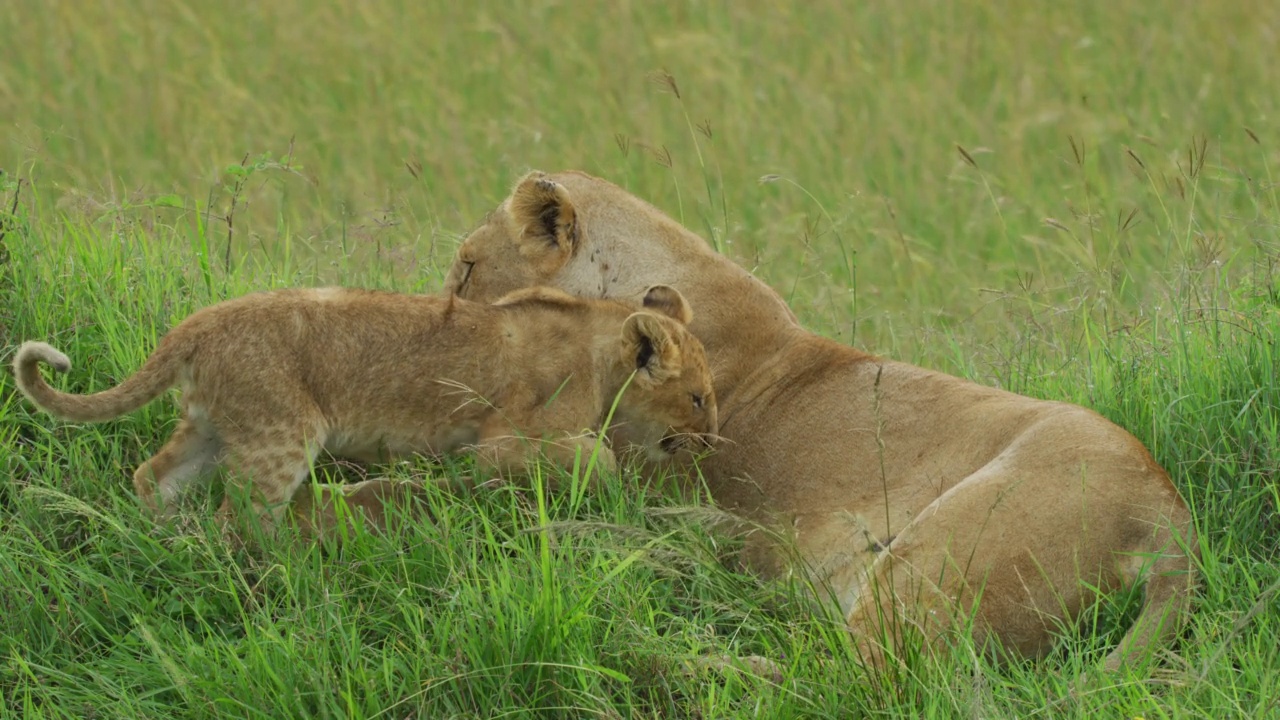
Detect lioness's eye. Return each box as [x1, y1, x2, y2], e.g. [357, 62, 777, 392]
[691, 393, 704, 409]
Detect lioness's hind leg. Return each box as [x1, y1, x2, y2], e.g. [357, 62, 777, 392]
[1103, 516, 1198, 672]
[132, 417, 221, 516]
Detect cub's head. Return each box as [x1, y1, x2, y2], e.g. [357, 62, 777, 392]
[613, 285, 718, 462]
[447, 171, 581, 303]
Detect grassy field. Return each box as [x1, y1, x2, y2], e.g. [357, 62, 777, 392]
[2, 0, 1278, 717]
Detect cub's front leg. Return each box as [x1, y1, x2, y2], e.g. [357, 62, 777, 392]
[289, 477, 443, 541]
[472, 414, 617, 489]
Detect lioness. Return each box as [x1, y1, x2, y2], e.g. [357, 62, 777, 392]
[442, 171, 1198, 672]
[14, 284, 717, 533]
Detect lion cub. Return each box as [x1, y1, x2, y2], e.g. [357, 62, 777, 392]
[14, 285, 717, 532]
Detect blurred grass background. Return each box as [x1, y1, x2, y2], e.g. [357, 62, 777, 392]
[4, 0, 1277, 367]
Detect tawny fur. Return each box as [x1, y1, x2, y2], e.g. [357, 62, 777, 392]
[13, 285, 717, 533]
[441, 170, 1199, 673]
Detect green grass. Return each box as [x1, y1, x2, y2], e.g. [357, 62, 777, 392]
[2, 0, 1279, 717]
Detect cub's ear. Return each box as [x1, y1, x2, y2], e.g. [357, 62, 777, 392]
[621, 313, 682, 386]
[508, 171, 578, 253]
[641, 285, 693, 325]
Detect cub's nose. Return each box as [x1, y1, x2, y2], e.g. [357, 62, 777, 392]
[659, 435, 682, 454]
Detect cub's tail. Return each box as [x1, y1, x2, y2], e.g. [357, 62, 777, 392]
[14, 340, 185, 423]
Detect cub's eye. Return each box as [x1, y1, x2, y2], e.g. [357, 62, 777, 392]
[691, 393, 704, 410]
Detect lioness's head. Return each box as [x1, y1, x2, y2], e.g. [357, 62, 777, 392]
[448, 172, 583, 303]
[613, 285, 718, 461]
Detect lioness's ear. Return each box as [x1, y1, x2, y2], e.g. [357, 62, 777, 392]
[641, 285, 693, 325]
[621, 313, 682, 386]
[508, 171, 578, 253]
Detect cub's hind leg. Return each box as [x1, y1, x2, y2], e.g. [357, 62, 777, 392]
[132, 416, 221, 517]
[214, 419, 327, 537]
